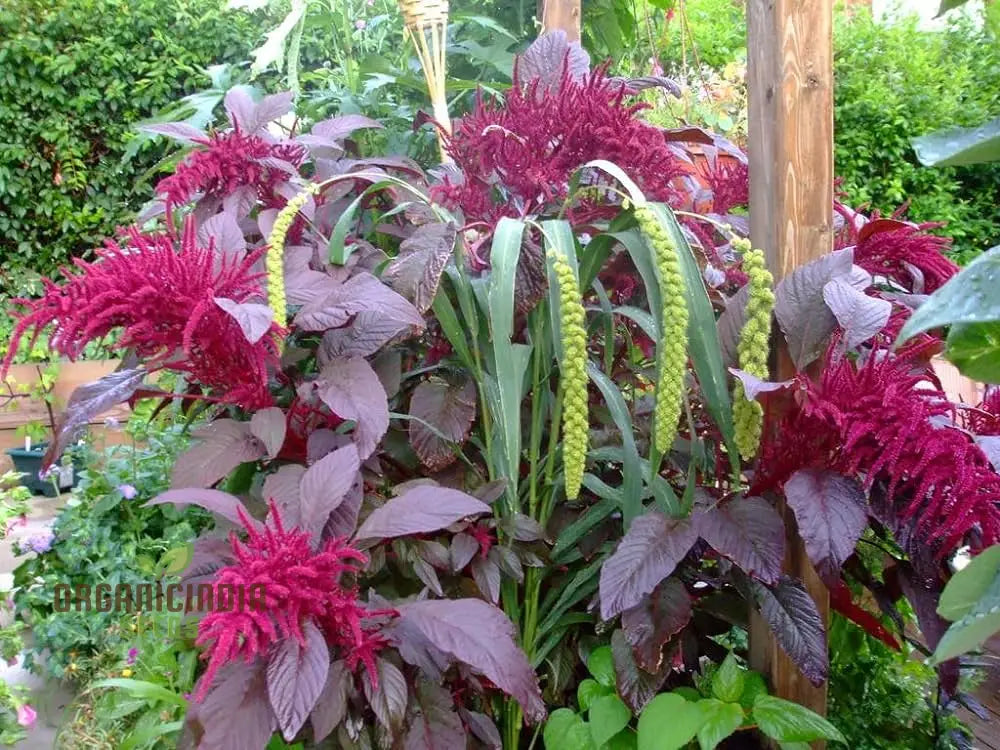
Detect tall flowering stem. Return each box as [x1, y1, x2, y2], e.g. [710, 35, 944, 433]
[266, 183, 318, 329]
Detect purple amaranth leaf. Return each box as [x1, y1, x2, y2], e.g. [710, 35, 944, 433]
[310, 660, 350, 744]
[822, 278, 892, 350]
[170, 419, 267, 489]
[305, 429, 349, 464]
[381, 222, 457, 314]
[516, 30, 590, 92]
[262, 465, 305, 528]
[188, 661, 275, 749]
[323, 477, 364, 539]
[784, 469, 868, 586]
[138, 121, 206, 143]
[598, 512, 699, 620]
[295, 272, 424, 335]
[299, 443, 361, 538]
[180, 534, 235, 588]
[42, 367, 147, 472]
[622, 578, 692, 672]
[391, 598, 546, 722]
[459, 708, 502, 749]
[417, 540, 451, 569]
[312, 357, 389, 460]
[403, 680, 466, 750]
[611, 629, 670, 714]
[740, 575, 828, 685]
[774, 248, 856, 370]
[362, 657, 408, 731]
[354, 486, 490, 543]
[213, 298, 274, 345]
[411, 555, 444, 596]
[148, 488, 257, 529]
[728, 369, 794, 402]
[197, 212, 246, 258]
[471, 556, 501, 603]
[249, 407, 286, 460]
[451, 533, 479, 572]
[267, 620, 329, 742]
[223, 88, 257, 132]
[694, 496, 785, 584]
[373, 351, 403, 399]
[311, 114, 383, 142]
[408, 377, 477, 473]
[319, 300, 425, 358]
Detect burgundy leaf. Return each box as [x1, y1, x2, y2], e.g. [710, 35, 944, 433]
[373, 351, 403, 399]
[612, 629, 670, 714]
[311, 113, 384, 142]
[354, 486, 490, 543]
[295, 272, 423, 336]
[392, 599, 546, 722]
[409, 377, 477, 472]
[42, 367, 146, 470]
[509, 513, 545, 542]
[213, 298, 274, 345]
[319, 305, 425, 359]
[382, 222, 457, 313]
[306, 429, 349, 464]
[471, 556, 501, 603]
[494, 546, 524, 582]
[784, 469, 868, 585]
[314, 357, 389, 459]
[517, 30, 590, 92]
[197, 212, 247, 258]
[171, 419, 266, 488]
[403, 679, 466, 750]
[148, 488, 255, 528]
[774, 248, 855, 369]
[728, 369, 794, 402]
[599, 512, 699, 620]
[459, 708, 502, 749]
[822, 278, 892, 349]
[742, 575, 828, 685]
[451, 533, 480, 571]
[263, 465, 305, 527]
[267, 620, 330, 741]
[412, 555, 444, 595]
[223, 88, 256, 131]
[417, 540, 451, 569]
[300, 443, 361, 538]
[311, 660, 350, 744]
[622, 578, 692, 672]
[323, 476, 364, 539]
[181, 535, 235, 587]
[362, 657, 408, 731]
[250, 407, 286, 459]
[694, 496, 785, 584]
[191, 661, 275, 750]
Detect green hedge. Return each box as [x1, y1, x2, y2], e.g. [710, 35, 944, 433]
[0, 0, 261, 287]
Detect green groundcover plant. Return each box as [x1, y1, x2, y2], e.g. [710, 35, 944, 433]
[3, 30, 998, 750]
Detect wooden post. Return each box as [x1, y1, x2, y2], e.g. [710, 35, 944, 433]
[539, 0, 581, 41]
[746, 0, 834, 733]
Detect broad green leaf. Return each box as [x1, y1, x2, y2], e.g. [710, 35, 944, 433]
[932, 553, 1000, 664]
[937, 0, 972, 16]
[537, 557, 604, 645]
[696, 698, 745, 750]
[590, 694, 632, 747]
[603, 729, 639, 749]
[752, 695, 845, 744]
[582, 159, 647, 205]
[897, 245, 1000, 342]
[588, 646, 616, 688]
[431, 290, 475, 371]
[637, 693, 706, 750]
[939, 545, 1000, 620]
[578, 678, 612, 712]
[551, 496, 619, 561]
[89, 678, 188, 709]
[544, 708, 597, 750]
[674, 687, 702, 702]
[737, 671, 768, 710]
[945, 322, 1000, 383]
[588, 364, 646, 524]
[710, 653, 746, 703]
[912, 116, 1000, 166]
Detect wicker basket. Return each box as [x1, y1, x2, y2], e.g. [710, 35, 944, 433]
[398, 0, 452, 161]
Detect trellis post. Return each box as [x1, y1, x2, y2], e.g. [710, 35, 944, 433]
[539, 0, 581, 41]
[746, 0, 834, 738]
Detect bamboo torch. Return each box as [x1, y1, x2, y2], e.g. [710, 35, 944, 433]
[397, 0, 452, 162]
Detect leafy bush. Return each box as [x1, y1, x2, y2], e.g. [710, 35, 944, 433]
[834, 10, 1000, 261]
[0, 0, 262, 288]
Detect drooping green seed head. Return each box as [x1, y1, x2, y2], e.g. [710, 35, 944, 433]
[266, 183, 318, 330]
[732, 248, 775, 460]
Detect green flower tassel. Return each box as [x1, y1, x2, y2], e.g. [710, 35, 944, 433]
[266, 183, 318, 328]
[634, 205, 688, 455]
[549, 248, 589, 500]
[732, 246, 775, 460]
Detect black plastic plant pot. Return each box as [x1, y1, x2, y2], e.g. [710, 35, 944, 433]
[5, 443, 80, 497]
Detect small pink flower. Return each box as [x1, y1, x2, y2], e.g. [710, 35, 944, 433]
[16, 704, 36, 728]
[354, 19, 366, 30]
[118, 484, 137, 500]
[127, 648, 138, 665]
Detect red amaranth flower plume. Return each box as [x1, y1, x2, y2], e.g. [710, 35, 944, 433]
[155, 127, 306, 218]
[755, 348, 1000, 555]
[967, 386, 1000, 435]
[194, 501, 391, 701]
[433, 63, 685, 229]
[853, 225, 958, 293]
[1, 219, 281, 408]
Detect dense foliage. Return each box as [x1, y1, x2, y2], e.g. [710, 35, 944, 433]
[0, 0, 261, 288]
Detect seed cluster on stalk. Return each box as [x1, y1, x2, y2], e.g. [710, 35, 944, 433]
[548, 248, 589, 500]
[266, 183, 318, 328]
[634, 205, 688, 455]
[732, 246, 775, 460]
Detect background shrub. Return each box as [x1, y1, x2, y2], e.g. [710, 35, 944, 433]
[0, 0, 262, 290]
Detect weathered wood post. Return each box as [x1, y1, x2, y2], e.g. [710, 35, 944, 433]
[539, 0, 581, 41]
[746, 0, 834, 738]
